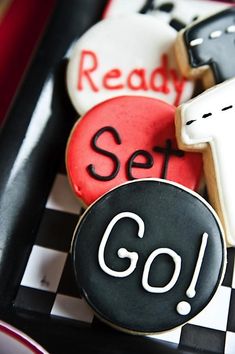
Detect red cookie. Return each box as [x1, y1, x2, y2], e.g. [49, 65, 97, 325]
[66, 96, 202, 206]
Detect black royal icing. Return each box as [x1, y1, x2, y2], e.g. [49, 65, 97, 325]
[184, 7, 235, 84]
[87, 126, 121, 181]
[72, 179, 225, 334]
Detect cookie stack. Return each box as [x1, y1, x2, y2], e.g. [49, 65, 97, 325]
[64, 5, 235, 335]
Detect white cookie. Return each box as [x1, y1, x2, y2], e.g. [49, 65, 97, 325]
[67, 14, 194, 115]
[175, 78, 235, 247]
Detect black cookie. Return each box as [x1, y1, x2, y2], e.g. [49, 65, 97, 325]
[72, 179, 226, 334]
[184, 7, 235, 84]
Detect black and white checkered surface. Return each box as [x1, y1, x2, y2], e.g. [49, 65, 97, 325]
[13, 160, 235, 354]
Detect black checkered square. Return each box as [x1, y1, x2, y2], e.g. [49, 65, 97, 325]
[14, 286, 56, 314]
[36, 208, 78, 252]
[180, 324, 226, 353]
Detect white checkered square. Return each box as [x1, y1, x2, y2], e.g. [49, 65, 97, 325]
[51, 294, 94, 323]
[21, 246, 67, 292]
[149, 326, 181, 344]
[189, 285, 231, 331]
[46, 173, 82, 215]
[232, 253, 235, 289]
[225, 331, 235, 354]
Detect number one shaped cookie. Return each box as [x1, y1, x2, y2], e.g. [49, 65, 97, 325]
[175, 7, 235, 88]
[175, 78, 235, 247]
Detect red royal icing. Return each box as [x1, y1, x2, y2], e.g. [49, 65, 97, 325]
[76, 50, 186, 106]
[66, 96, 202, 206]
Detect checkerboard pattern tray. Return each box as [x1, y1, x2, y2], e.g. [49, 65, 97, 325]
[14, 160, 235, 353]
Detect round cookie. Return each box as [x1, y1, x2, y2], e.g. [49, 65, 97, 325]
[72, 178, 226, 334]
[66, 96, 202, 206]
[174, 7, 235, 88]
[67, 14, 195, 115]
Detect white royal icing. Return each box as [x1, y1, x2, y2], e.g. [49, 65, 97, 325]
[226, 25, 235, 33]
[189, 38, 204, 47]
[176, 301, 191, 315]
[142, 248, 181, 293]
[67, 14, 194, 115]
[186, 233, 208, 298]
[179, 78, 235, 247]
[98, 211, 144, 277]
[209, 30, 222, 39]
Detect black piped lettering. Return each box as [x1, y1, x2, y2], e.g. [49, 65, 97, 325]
[153, 139, 184, 179]
[127, 150, 153, 180]
[87, 126, 121, 181]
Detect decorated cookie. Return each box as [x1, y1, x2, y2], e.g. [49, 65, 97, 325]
[175, 78, 235, 247]
[104, 0, 228, 31]
[72, 179, 226, 334]
[66, 96, 202, 206]
[67, 14, 195, 115]
[175, 7, 235, 88]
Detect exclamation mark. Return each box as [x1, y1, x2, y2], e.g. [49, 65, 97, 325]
[176, 232, 208, 316]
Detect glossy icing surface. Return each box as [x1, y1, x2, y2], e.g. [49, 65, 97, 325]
[72, 179, 225, 334]
[178, 78, 235, 247]
[67, 14, 194, 115]
[184, 7, 235, 84]
[66, 96, 202, 205]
